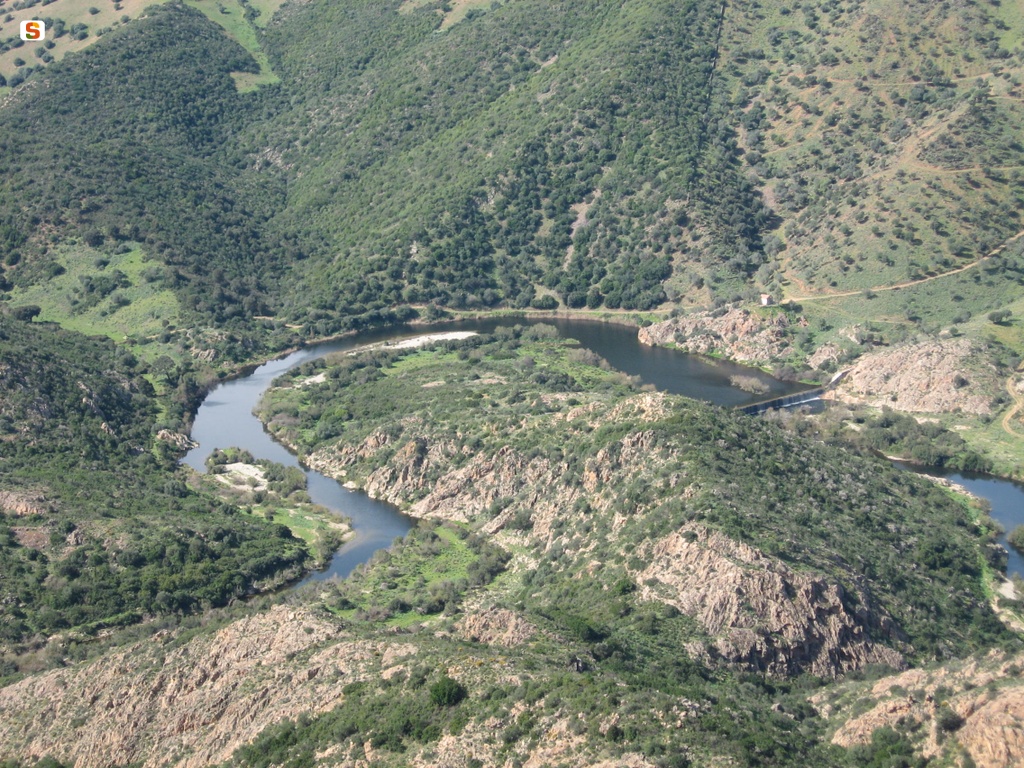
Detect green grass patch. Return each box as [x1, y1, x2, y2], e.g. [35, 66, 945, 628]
[795, 246, 1024, 354]
[384, 349, 460, 375]
[440, 0, 495, 30]
[992, 0, 1024, 51]
[943, 415, 1024, 481]
[204, 449, 351, 564]
[184, 0, 278, 87]
[7, 243, 181, 362]
[320, 520, 508, 628]
[231, 69, 279, 91]
[244, 0, 287, 27]
[262, 505, 323, 548]
[422, 525, 474, 582]
[397, 0, 434, 14]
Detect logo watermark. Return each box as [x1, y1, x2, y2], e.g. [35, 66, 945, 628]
[20, 20, 46, 41]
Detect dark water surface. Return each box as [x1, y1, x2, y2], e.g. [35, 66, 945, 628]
[892, 463, 1024, 579]
[182, 318, 802, 583]
[182, 325, 422, 584]
[183, 317, 1024, 583]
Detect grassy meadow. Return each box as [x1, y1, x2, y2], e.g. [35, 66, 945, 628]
[0, 0, 282, 89]
[7, 243, 181, 361]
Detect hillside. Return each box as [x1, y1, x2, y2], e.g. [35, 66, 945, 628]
[1, 0, 1023, 763]
[0, 329, 1017, 766]
[2, 0, 1023, 468]
[1, 0, 1022, 468]
[0, 0, 283, 86]
[0, 310, 334, 664]
[719, 0, 1024, 299]
[2, 0, 1020, 338]
[259, 328, 1011, 667]
[0, 0, 1011, 321]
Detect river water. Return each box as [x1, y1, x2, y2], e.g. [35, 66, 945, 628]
[183, 317, 1024, 583]
[891, 463, 1024, 579]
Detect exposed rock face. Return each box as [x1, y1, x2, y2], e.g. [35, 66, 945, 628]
[639, 307, 793, 363]
[635, 526, 906, 678]
[305, 403, 907, 680]
[314, 437, 545, 526]
[458, 607, 537, 647]
[827, 651, 1024, 768]
[807, 342, 841, 370]
[957, 688, 1024, 768]
[11, 527, 48, 549]
[833, 338, 998, 414]
[0, 490, 51, 517]
[0, 602, 681, 768]
[156, 430, 199, 451]
[0, 606, 386, 768]
[305, 394, 676, 543]
[193, 349, 218, 363]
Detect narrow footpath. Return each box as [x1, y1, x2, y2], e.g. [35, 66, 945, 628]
[786, 227, 1024, 304]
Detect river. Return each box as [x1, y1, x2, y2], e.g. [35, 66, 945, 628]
[183, 317, 1024, 583]
[891, 463, 1024, 579]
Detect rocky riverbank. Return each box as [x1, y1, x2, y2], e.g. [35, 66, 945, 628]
[638, 307, 795, 364]
[829, 338, 1001, 415]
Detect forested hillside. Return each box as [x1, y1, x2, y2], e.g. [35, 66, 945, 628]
[1, 2, 1023, 762]
[1, 330, 1018, 767]
[2, 0, 1022, 345]
[0, 5, 289, 328]
[0, 312, 310, 660]
[261, 328, 1010, 667]
[253, 0, 768, 319]
[716, 0, 1024, 297]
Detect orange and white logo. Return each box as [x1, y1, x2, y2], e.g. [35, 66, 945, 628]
[20, 20, 46, 41]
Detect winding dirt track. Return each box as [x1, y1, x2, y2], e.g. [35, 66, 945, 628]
[786, 227, 1024, 303]
[1002, 371, 1024, 438]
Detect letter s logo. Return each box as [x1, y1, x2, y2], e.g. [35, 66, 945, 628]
[20, 20, 46, 41]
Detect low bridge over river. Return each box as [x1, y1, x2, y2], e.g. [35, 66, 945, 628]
[738, 370, 849, 415]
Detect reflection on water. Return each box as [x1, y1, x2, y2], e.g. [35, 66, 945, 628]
[183, 318, 806, 582]
[892, 463, 1024, 580]
[183, 316, 1024, 584]
[182, 328, 420, 582]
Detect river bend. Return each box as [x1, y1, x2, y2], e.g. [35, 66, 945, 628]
[183, 318, 1024, 583]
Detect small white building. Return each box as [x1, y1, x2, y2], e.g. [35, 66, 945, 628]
[760, 293, 774, 306]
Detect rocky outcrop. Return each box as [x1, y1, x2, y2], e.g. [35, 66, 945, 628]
[832, 338, 999, 414]
[635, 526, 906, 678]
[11, 527, 48, 549]
[458, 607, 537, 647]
[639, 307, 794, 363]
[807, 342, 842, 370]
[0, 490, 51, 517]
[827, 651, 1024, 768]
[606, 392, 671, 423]
[303, 400, 909, 680]
[314, 438, 591, 540]
[306, 394, 673, 539]
[0, 603, 670, 768]
[957, 688, 1024, 768]
[0, 606, 385, 768]
[156, 430, 199, 451]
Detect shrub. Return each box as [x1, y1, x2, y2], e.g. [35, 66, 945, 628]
[430, 675, 467, 707]
[1008, 525, 1024, 555]
[936, 705, 964, 733]
[11, 305, 41, 322]
[988, 310, 1012, 324]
